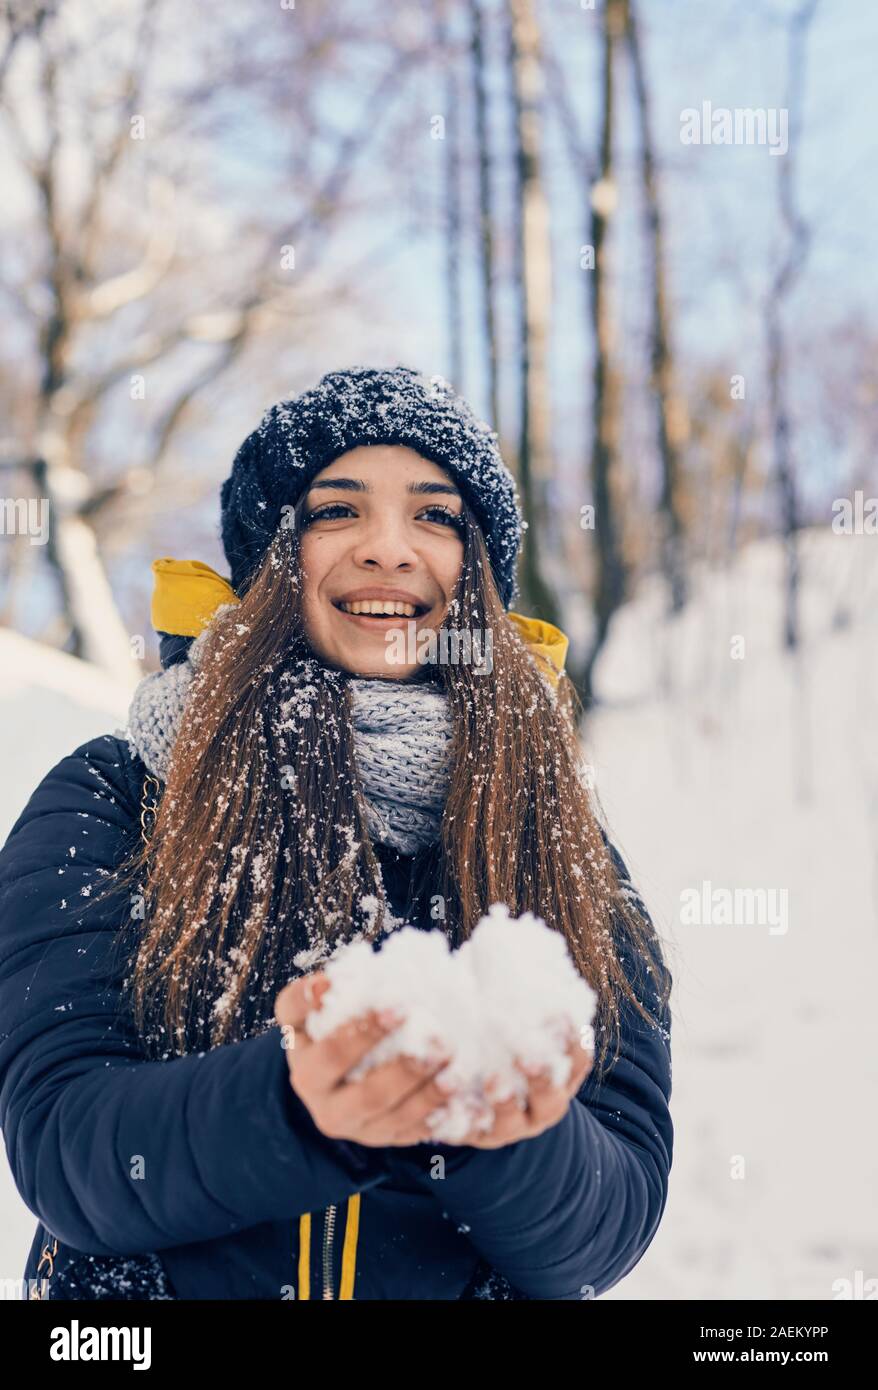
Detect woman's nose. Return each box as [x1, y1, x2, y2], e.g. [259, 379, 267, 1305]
[350, 515, 419, 569]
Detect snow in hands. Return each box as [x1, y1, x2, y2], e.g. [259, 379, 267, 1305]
[305, 904, 597, 1143]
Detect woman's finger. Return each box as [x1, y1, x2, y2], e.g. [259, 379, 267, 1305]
[379, 1055, 453, 1117]
[523, 1070, 572, 1131]
[519, 1042, 592, 1099]
[567, 1042, 594, 1094]
[296, 1009, 401, 1097]
[274, 974, 332, 1069]
[274, 972, 328, 1023]
[329, 1052, 449, 1127]
[482, 1094, 529, 1144]
[356, 1068, 453, 1142]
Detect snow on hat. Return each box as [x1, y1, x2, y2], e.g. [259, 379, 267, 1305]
[219, 366, 524, 609]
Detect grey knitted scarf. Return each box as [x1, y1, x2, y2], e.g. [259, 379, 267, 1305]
[124, 627, 453, 854]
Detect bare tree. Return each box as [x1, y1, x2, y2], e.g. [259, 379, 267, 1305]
[541, 34, 598, 670]
[624, 0, 689, 614]
[467, 0, 500, 430]
[765, 0, 820, 650]
[505, 0, 559, 626]
[0, 0, 424, 680]
[434, 0, 464, 390]
[686, 370, 760, 566]
[582, 0, 627, 701]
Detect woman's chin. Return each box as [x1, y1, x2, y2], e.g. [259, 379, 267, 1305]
[344, 660, 425, 680]
[304, 621, 438, 680]
[306, 638, 412, 678]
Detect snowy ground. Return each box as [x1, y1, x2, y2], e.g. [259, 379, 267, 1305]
[1, 527, 875, 1298]
[591, 529, 878, 1299]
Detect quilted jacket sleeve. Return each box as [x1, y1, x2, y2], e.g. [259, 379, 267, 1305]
[0, 735, 391, 1257]
[388, 840, 673, 1300]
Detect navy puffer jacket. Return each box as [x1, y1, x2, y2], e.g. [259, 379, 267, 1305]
[0, 732, 672, 1300]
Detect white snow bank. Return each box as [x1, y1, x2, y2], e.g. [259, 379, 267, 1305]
[0, 626, 134, 843]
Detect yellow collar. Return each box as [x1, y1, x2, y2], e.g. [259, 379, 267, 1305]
[150, 557, 569, 687]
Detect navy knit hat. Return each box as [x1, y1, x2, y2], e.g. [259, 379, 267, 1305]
[219, 366, 524, 609]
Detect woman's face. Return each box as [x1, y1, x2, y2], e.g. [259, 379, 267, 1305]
[299, 444, 466, 678]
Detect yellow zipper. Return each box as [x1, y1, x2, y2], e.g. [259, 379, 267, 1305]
[297, 1195, 360, 1300]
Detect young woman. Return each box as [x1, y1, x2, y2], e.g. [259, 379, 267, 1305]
[0, 366, 672, 1301]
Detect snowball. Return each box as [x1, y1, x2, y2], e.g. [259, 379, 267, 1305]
[304, 904, 597, 1143]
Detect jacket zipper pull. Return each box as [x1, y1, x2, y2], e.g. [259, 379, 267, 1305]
[322, 1205, 337, 1299]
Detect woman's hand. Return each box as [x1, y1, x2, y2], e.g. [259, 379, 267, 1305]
[274, 973, 455, 1148]
[450, 1038, 595, 1149]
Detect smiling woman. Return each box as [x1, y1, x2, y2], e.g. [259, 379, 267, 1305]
[299, 446, 467, 679]
[0, 365, 673, 1303]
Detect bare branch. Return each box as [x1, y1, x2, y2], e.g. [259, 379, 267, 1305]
[76, 0, 163, 273]
[0, 0, 55, 93]
[272, 44, 428, 255]
[74, 174, 177, 320]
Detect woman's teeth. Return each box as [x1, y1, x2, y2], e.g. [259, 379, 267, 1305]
[338, 600, 420, 617]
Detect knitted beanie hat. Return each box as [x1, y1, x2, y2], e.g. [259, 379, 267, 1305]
[219, 366, 524, 609]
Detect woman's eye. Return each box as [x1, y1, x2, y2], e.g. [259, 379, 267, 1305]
[304, 503, 353, 523]
[304, 502, 463, 530]
[420, 505, 464, 529]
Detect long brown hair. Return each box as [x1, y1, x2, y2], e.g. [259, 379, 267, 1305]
[95, 496, 671, 1080]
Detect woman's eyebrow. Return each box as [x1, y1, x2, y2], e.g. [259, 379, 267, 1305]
[408, 480, 462, 498]
[307, 477, 365, 493]
[307, 477, 461, 498]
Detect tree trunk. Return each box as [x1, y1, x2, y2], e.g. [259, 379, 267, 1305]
[625, 0, 688, 615]
[766, 0, 819, 651]
[435, 0, 464, 391]
[505, 0, 560, 626]
[28, 41, 140, 688]
[30, 456, 140, 688]
[468, 0, 500, 430]
[582, 0, 626, 702]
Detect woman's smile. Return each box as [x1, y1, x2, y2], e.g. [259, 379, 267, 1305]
[331, 586, 434, 633]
